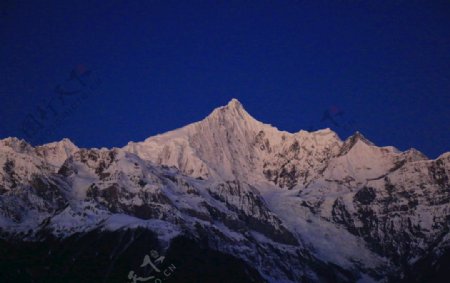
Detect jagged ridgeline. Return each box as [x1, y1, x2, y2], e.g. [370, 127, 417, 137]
[1, 99, 449, 283]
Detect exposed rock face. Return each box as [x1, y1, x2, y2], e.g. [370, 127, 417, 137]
[1, 99, 449, 282]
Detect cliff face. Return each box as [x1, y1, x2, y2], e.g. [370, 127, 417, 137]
[1, 99, 449, 282]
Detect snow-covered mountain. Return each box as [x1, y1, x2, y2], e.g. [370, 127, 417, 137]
[1, 99, 449, 283]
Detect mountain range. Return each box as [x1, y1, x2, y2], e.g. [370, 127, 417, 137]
[1, 99, 449, 283]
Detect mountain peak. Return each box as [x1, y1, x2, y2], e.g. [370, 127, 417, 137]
[215, 98, 245, 114]
[227, 98, 243, 109]
[338, 131, 375, 155]
[350, 131, 374, 145]
[43, 139, 79, 153]
[0, 137, 33, 153]
[206, 98, 254, 123]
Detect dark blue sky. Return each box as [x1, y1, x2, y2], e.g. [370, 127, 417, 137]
[1, 0, 449, 158]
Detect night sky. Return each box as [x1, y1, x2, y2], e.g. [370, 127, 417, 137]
[0, 0, 449, 158]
